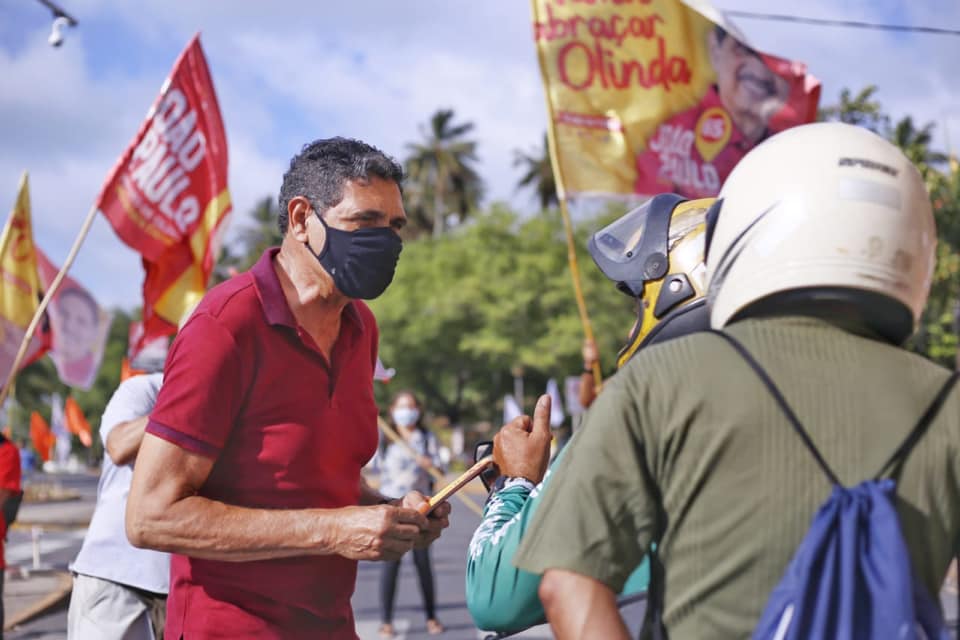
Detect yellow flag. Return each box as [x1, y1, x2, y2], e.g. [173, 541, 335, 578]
[0, 173, 41, 328]
[0, 173, 44, 383]
[531, 0, 820, 199]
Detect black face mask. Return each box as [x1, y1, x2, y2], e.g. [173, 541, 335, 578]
[307, 213, 403, 300]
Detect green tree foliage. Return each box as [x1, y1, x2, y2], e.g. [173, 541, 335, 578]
[821, 86, 958, 366]
[818, 85, 888, 133]
[514, 133, 558, 211]
[404, 109, 483, 238]
[214, 197, 283, 282]
[369, 204, 629, 425]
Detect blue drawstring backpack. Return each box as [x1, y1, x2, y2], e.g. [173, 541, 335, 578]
[711, 330, 958, 640]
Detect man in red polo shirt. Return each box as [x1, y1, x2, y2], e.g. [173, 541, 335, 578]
[126, 137, 451, 639]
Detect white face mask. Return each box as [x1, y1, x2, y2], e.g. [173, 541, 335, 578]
[391, 407, 420, 428]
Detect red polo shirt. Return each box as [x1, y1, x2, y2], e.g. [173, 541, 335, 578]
[146, 248, 380, 640]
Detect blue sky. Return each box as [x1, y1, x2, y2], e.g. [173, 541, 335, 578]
[1, 0, 958, 309]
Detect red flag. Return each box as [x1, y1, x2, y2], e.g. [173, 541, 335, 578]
[95, 34, 230, 349]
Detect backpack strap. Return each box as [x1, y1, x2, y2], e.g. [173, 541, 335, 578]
[874, 370, 960, 480]
[709, 329, 842, 486]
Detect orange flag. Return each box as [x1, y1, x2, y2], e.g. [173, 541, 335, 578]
[95, 34, 230, 351]
[64, 397, 93, 448]
[29, 411, 54, 462]
[0, 173, 48, 386]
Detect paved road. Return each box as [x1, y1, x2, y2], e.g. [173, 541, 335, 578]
[5, 472, 957, 640]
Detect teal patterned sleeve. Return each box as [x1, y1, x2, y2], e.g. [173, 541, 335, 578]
[466, 476, 548, 631]
[465, 450, 651, 633]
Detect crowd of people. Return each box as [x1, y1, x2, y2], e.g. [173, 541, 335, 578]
[26, 121, 957, 639]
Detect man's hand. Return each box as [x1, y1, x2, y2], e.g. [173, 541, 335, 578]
[331, 504, 429, 561]
[582, 338, 599, 371]
[493, 394, 552, 484]
[400, 491, 451, 548]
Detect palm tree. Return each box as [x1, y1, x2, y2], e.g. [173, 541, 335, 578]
[818, 85, 888, 133]
[213, 197, 282, 282]
[514, 133, 558, 210]
[889, 117, 948, 181]
[404, 109, 483, 237]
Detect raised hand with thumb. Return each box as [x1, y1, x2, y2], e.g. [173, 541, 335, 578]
[493, 394, 553, 484]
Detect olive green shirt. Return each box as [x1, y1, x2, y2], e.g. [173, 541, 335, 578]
[515, 317, 960, 638]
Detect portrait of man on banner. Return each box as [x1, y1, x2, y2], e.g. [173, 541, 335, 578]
[633, 25, 811, 198]
[36, 251, 112, 391]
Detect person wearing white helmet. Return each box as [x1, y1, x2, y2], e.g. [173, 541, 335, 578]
[512, 122, 960, 639]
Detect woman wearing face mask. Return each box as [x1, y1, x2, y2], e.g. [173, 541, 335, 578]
[378, 391, 445, 637]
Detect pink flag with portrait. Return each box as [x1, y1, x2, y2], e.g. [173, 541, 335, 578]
[36, 250, 112, 390]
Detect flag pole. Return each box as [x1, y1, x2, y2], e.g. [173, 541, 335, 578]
[532, 0, 603, 391]
[0, 204, 99, 410]
[556, 197, 602, 388]
[377, 416, 485, 517]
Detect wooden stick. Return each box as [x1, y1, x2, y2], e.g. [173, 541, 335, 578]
[533, 14, 604, 393]
[377, 417, 485, 517]
[557, 196, 603, 391]
[0, 204, 99, 410]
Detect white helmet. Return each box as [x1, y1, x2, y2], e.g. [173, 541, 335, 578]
[705, 122, 935, 344]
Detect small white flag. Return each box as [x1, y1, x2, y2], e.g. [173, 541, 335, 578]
[374, 357, 396, 382]
[565, 376, 585, 416]
[503, 394, 522, 424]
[546, 378, 566, 427]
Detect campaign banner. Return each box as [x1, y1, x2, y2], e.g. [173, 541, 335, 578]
[0, 174, 46, 387]
[531, 0, 820, 199]
[95, 34, 231, 349]
[36, 250, 111, 391]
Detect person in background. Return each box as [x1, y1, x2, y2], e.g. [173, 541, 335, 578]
[379, 391, 445, 637]
[0, 432, 21, 638]
[68, 364, 167, 640]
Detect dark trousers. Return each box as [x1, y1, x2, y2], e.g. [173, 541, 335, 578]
[379, 547, 436, 623]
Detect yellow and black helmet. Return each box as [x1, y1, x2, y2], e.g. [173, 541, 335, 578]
[588, 194, 716, 368]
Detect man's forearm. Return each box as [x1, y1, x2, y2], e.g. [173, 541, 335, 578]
[540, 569, 630, 640]
[126, 494, 348, 561]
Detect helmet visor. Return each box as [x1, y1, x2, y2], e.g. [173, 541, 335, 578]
[590, 199, 656, 270]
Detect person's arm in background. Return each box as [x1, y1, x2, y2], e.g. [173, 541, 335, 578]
[105, 416, 149, 466]
[579, 338, 599, 409]
[466, 396, 553, 631]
